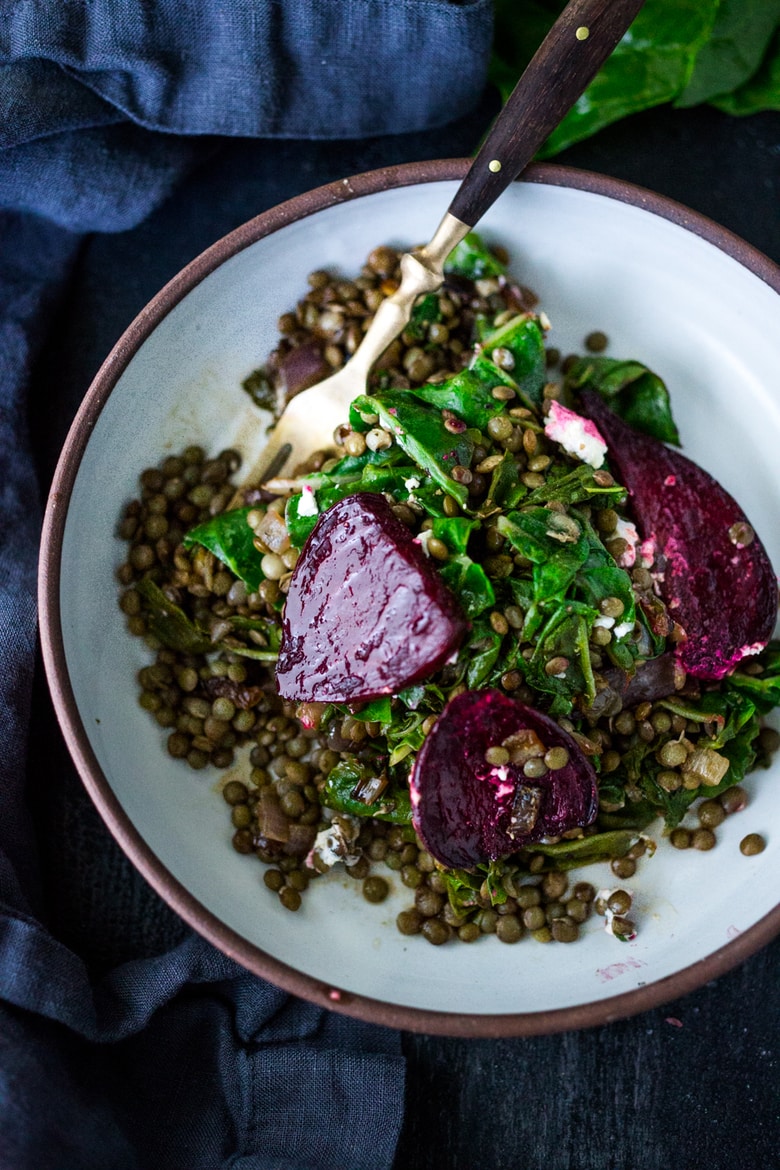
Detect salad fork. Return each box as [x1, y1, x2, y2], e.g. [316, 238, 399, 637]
[245, 0, 645, 489]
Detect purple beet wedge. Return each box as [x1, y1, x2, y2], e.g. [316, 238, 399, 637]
[580, 390, 778, 680]
[410, 690, 598, 870]
[276, 492, 468, 703]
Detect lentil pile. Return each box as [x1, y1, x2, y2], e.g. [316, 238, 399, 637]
[117, 234, 779, 947]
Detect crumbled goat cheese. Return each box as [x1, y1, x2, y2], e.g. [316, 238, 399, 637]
[297, 484, 319, 517]
[306, 820, 361, 870]
[544, 400, 607, 469]
[413, 528, 435, 556]
[614, 516, 639, 567]
[639, 538, 656, 568]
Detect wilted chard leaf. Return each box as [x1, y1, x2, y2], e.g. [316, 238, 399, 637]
[183, 506, 264, 592]
[463, 617, 505, 689]
[411, 313, 546, 422]
[136, 577, 213, 654]
[349, 390, 474, 508]
[565, 355, 681, 445]
[439, 557, 495, 619]
[323, 758, 412, 824]
[477, 313, 547, 407]
[524, 463, 626, 508]
[444, 231, 507, 280]
[521, 830, 642, 872]
[409, 367, 507, 432]
[404, 292, 442, 340]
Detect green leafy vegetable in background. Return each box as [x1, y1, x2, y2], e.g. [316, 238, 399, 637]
[490, 0, 780, 156]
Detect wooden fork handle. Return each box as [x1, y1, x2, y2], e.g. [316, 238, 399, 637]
[449, 0, 645, 228]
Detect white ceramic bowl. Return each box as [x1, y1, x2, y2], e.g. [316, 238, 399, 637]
[39, 162, 780, 1036]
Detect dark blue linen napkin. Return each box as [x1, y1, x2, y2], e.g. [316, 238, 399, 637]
[1, 0, 492, 230]
[0, 3, 494, 1166]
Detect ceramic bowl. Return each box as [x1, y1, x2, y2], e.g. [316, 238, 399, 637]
[39, 161, 780, 1036]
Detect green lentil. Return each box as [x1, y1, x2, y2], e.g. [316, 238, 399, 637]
[551, 917, 579, 943]
[396, 909, 423, 935]
[363, 876, 390, 903]
[739, 833, 766, 856]
[610, 856, 636, 879]
[691, 828, 716, 851]
[659, 740, 689, 768]
[485, 746, 510, 766]
[522, 906, 546, 931]
[279, 887, 302, 912]
[421, 919, 450, 946]
[264, 869, 284, 892]
[720, 787, 748, 815]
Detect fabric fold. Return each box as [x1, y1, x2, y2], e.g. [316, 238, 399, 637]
[1, 0, 493, 141]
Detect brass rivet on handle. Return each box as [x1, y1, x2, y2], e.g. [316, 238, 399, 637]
[575, 25, 590, 40]
[488, 159, 502, 173]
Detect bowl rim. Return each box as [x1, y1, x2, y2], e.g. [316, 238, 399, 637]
[38, 158, 780, 1037]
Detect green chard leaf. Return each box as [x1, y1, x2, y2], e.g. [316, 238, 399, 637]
[564, 356, 680, 445]
[521, 830, 641, 870]
[439, 556, 496, 619]
[321, 446, 403, 475]
[480, 450, 526, 515]
[520, 602, 596, 711]
[728, 642, 780, 714]
[404, 293, 442, 341]
[575, 527, 638, 637]
[135, 577, 213, 654]
[410, 367, 508, 431]
[462, 616, 505, 689]
[676, 0, 780, 108]
[498, 506, 586, 566]
[323, 759, 412, 824]
[286, 482, 359, 548]
[713, 27, 780, 114]
[350, 391, 474, 508]
[444, 231, 507, 280]
[353, 695, 394, 725]
[491, 0, 780, 154]
[476, 314, 547, 407]
[525, 463, 625, 508]
[440, 868, 484, 913]
[183, 506, 264, 591]
[431, 516, 479, 555]
[209, 614, 281, 661]
[536, 0, 721, 156]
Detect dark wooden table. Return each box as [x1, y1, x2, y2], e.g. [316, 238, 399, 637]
[32, 94, 780, 1170]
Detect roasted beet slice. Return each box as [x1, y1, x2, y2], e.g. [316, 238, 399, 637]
[580, 390, 777, 680]
[276, 493, 468, 702]
[410, 690, 598, 869]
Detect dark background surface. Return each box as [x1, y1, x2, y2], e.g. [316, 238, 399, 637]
[30, 94, 780, 1167]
